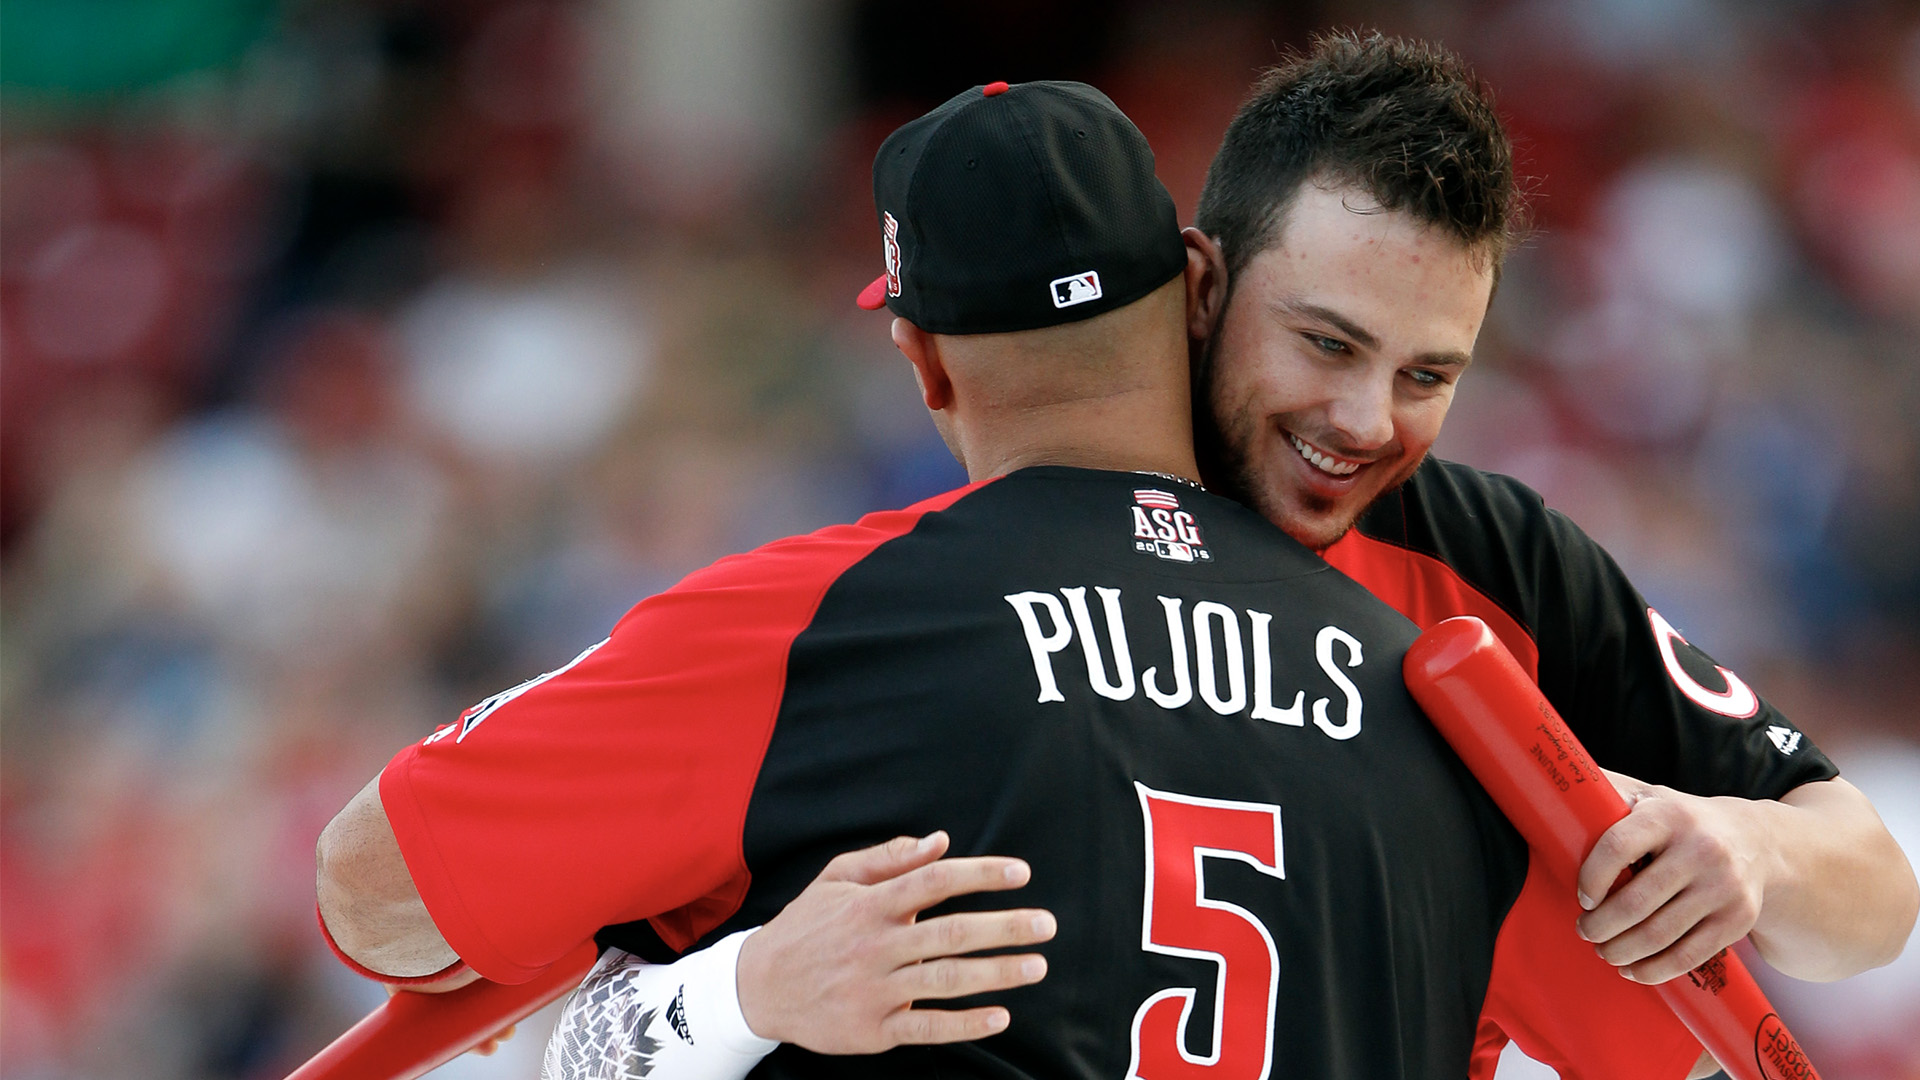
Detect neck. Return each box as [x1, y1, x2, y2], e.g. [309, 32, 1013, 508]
[955, 387, 1201, 484]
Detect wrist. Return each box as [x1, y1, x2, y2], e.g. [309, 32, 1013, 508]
[1729, 796, 1793, 916]
[734, 925, 781, 1043]
[686, 928, 779, 1055]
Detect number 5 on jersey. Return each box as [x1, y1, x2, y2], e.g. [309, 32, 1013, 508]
[1128, 783, 1284, 1080]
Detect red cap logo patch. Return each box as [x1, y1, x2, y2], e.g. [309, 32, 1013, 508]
[883, 211, 903, 298]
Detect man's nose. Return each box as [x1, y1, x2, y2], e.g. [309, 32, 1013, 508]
[1324, 371, 1396, 449]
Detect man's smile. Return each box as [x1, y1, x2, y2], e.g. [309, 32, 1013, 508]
[1286, 431, 1365, 477]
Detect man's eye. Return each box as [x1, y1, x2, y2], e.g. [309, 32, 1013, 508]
[1407, 369, 1443, 388]
[1308, 334, 1347, 354]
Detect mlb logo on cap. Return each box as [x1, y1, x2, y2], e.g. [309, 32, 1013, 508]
[856, 80, 1185, 334]
[1051, 271, 1103, 309]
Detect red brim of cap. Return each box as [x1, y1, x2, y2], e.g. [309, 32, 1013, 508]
[856, 274, 890, 310]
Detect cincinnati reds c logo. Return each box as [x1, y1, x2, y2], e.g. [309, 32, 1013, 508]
[1647, 608, 1759, 719]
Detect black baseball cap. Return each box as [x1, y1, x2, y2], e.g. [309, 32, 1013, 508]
[855, 80, 1186, 335]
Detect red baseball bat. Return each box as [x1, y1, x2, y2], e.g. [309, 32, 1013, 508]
[284, 939, 599, 1080]
[1404, 616, 1819, 1080]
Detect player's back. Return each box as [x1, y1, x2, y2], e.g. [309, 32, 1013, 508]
[386, 465, 1526, 1076]
[679, 466, 1528, 1079]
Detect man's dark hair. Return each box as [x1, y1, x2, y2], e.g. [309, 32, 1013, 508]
[1194, 30, 1523, 278]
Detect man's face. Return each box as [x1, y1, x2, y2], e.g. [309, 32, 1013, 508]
[1201, 181, 1495, 550]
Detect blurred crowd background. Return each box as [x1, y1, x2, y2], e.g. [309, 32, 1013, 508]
[4, 0, 1919, 1077]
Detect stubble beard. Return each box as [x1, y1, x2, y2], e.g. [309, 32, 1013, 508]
[1195, 351, 1421, 553]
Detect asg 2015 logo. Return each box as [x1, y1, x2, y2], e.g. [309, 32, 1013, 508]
[1131, 489, 1210, 564]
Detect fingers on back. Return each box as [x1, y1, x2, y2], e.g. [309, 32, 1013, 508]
[878, 1005, 1012, 1046]
[885, 856, 1030, 913]
[824, 832, 948, 885]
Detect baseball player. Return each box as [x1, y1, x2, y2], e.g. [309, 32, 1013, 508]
[1182, 31, 1913, 1076]
[319, 80, 1541, 1080]
[539, 32, 1916, 1080]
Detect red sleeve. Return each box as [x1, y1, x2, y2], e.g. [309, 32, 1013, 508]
[1472, 860, 1704, 1080]
[379, 485, 985, 983]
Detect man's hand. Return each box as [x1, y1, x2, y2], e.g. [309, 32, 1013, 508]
[735, 831, 1057, 1052]
[470, 1024, 516, 1056]
[1576, 771, 1918, 985]
[1575, 771, 1769, 985]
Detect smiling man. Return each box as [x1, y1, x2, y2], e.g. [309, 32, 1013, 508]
[544, 32, 1914, 1080]
[1193, 179, 1486, 553]
[1179, 33, 1915, 1076]
[321, 75, 1566, 1080]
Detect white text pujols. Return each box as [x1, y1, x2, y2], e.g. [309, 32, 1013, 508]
[1004, 587, 1365, 740]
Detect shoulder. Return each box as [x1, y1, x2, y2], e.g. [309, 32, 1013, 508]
[1361, 457, 1554, 548]
[1325, 457, 1629, 672]
[1357, 458, 1619, 595]
[612, 479, 994, 636]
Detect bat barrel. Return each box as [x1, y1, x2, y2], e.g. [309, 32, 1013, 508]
[285, 939, 599, 1080]
[1654, 950, 1821, 1080]
[1403, 616, 1629, 874]
[1404, 616, 1820, 1080]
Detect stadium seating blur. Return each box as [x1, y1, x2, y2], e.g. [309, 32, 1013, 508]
[4, 1, 1917, 1076]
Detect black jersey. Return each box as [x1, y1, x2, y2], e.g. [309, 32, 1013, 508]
[1323, 455, 1840, 1079]
[384, 466, 1529, 1080]
[1331, 456, 1836, 799]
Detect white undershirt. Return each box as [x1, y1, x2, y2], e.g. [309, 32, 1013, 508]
[542, 928, 777, 1080]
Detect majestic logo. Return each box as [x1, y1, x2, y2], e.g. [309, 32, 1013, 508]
[1131, 489, 1210, 563]
[1766, 725, 1802, 756]
[882, 211, 902, 298]
[1051, 270, 1102, 308]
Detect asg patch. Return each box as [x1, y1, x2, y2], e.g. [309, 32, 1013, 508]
[1050, 270, 1102, 308]
[1131, 488, 1210, 563]
[882, 211, 903, 298]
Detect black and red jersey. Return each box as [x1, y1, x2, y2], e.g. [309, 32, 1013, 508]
[384, 466, 1532, 1080]
[1325, 455, 1840, 1080]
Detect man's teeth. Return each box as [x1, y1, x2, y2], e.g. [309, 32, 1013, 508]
[1289, 434, 1361, 476]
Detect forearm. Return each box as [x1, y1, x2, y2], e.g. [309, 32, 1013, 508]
[316, 774, 462, 979]
[544, 932, 775, 1080]
[1749, 778, 1918, 981]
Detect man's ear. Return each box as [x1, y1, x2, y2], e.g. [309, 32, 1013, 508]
[892, 317, 953, 411]
[1183, 227, 1230, 344]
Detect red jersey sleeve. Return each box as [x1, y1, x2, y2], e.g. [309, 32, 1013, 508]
[379, 487, 982, 983]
